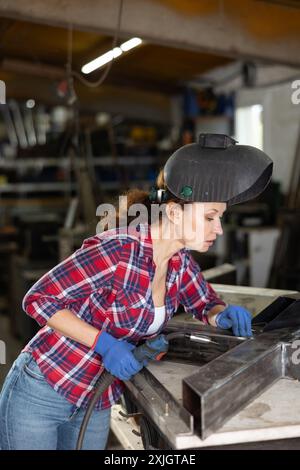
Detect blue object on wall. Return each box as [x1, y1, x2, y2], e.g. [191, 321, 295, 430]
[183, 88, 199, 118]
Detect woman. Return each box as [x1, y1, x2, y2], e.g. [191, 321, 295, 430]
[0, 133, 273, 450]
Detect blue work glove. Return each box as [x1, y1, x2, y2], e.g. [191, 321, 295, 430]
[93, 331, 144, 381]
[215, 305, 252, 337]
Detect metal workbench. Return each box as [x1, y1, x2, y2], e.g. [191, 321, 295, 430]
[113, 284, 300, 450]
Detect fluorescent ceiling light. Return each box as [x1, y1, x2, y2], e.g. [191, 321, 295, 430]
[82, 47, 122, 74]
[120, 37, 142, 52]
[81, 38, 142, 75]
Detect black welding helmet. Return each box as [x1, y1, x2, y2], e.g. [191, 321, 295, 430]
[163, 133, 273, 206]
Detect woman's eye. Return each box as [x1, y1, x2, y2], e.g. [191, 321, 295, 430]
[206, 217, 223, 222]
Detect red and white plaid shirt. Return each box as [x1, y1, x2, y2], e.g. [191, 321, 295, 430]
[22, 223, 225, 410]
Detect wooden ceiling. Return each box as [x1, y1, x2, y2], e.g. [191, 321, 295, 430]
[2, 0, 298, 112]
[157, 0, 300, 39]
[0, 19, 109, 67]
[0, 18, 232, 108]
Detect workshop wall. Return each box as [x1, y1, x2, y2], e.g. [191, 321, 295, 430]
[237, 81, 300, 194]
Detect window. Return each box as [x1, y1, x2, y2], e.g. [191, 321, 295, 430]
[235, 105, 263, 150]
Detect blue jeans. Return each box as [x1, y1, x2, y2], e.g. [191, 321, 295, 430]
[0, 352, 111, 450]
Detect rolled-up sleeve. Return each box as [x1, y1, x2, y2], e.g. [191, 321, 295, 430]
[178, 253, 226, 324]
[22, 237, 121, 327]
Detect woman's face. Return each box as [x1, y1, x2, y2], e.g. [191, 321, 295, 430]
[179, 201, 226, 252]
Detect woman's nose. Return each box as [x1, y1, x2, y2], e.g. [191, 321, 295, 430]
[214, 219, 223, 236]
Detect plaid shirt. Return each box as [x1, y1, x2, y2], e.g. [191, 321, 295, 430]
[22, 223, 226, 410]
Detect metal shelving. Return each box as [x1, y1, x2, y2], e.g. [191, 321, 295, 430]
[0, 155, 156, 194]
[0, 156, 155, 169]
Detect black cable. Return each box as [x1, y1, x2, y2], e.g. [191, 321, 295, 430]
[75, 332, 185, 450]
[69, 0, 124, 89]
[76, 370, 115, 451]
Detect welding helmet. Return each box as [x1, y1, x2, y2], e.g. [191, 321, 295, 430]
[158, 133, 273, 206]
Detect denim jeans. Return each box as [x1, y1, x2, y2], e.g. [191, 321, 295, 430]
[0, 352, 111, 450]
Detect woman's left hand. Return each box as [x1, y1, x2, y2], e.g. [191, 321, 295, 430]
[215, 305, 252, 337]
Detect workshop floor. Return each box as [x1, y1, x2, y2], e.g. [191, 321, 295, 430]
[0, 313, 122, 450]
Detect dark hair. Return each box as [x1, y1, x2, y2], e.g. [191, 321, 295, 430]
[99, 168, 190, 231]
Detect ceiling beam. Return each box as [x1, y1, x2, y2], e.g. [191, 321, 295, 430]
[1, 58, 65, 80]
[0, 0, 299, 66]
[0, 57, 180, 94]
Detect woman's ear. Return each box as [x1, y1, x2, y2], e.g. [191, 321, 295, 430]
[165, 202, 183, 225]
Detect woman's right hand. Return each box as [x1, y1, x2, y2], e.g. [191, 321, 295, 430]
[93, 331, 143, 381]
